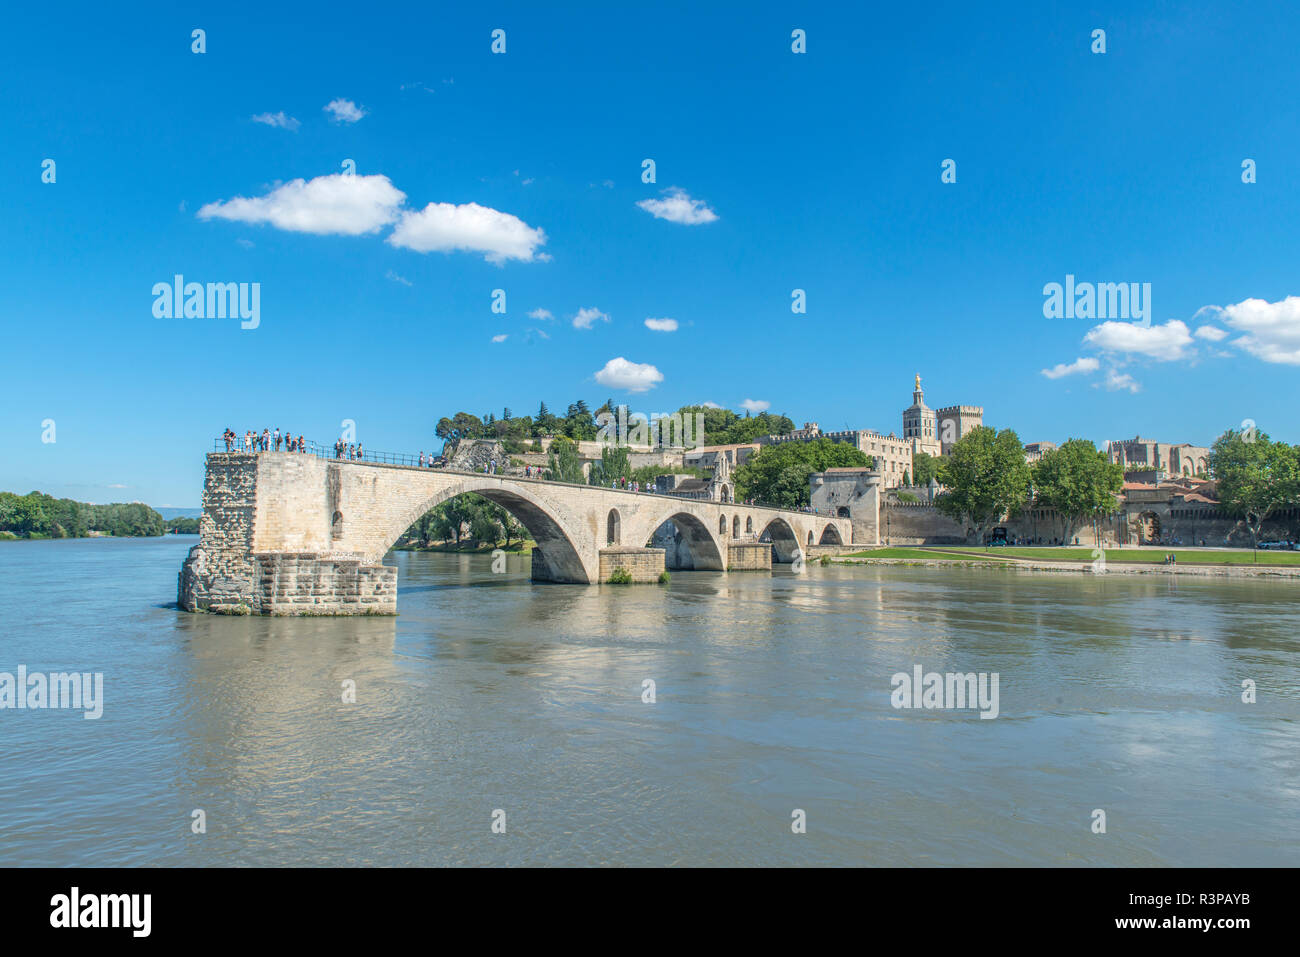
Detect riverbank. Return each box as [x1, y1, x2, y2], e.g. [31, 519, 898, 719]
[829, 546, 1300, 578]
[393, 540, 535, 554]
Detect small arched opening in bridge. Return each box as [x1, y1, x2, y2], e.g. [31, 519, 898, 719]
[807, 530, 815, 547]
[331, 510, 344, 539]
[720, 484, 732, 503]
[758, 517, 802, 564]
[718, 514, 727, 534]
[384, 483, 590, 583]
[745, 516, 753, 535]
[647, 512, 725, 571]
[607, 509, 621, 545]
[837, 506, 850, 518]
[732, 516, 740, 539]
[819, 524, 844, 545]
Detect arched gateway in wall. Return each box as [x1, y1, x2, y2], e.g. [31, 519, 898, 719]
[178, 452, 853, 615]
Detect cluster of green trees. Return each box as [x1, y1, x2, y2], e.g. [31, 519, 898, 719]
[435, 401, 604, 449]
[1208, 428, 1300, 544]
[932, 425, 1300, 546]
[672, 405, 796, 445]
[0, 491, 166, 539]
[435, 401, 797, 452]
[400, 493, 528, 549]
[733, 439, 874, 509]
[932, 429, 1122, 543]
[585, 445, 705, 487]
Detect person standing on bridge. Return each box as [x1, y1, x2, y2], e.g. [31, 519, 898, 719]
[356, 442, 363, 461]
[274, 428, 281, 451]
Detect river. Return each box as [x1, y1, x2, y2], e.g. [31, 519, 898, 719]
[0, 536, 1296, 866]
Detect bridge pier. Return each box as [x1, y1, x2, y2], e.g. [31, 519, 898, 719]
[728, 542, 772, 571]
[598, 547, 666, 582]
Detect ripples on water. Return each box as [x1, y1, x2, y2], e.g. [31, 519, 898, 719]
[0, 537, 1296, 866]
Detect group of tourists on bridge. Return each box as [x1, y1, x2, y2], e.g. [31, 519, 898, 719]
[225, 428, 305, 454]
[610, 477, 649, 493]
[333, 438, 364, 461]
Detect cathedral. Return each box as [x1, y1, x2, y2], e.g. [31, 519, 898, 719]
[902, 374, 983, 457]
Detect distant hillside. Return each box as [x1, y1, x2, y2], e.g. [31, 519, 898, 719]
[156, 507, 202, 520]
[0, 491, 166, 539]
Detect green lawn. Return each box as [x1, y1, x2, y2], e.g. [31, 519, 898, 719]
[931, 546, 1300, 566]
[840, 548, 1012, 562]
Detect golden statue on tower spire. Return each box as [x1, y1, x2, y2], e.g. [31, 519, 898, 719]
[914, 373, 922, 391]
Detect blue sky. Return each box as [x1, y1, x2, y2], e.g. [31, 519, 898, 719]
[3, 0, 1299, 506]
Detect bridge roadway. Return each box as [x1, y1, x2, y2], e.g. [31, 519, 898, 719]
[178, 451, 854, 615]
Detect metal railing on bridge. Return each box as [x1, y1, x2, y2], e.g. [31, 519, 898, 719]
[210, 437, 846, 518]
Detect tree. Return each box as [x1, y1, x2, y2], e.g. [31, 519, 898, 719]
[1209, 428, 1300, 546]
[470, 513, 503, 545]
[1030, 438, 1124, 545]
[534, 402, 558, 437]
[733, 438, 871, 508]
[435, 412, 485, 443]
[935, 427, 1032, 543]
[590, 445, 631, 486]
[911, 451, 945, 487]
[547, 436, 586, 484]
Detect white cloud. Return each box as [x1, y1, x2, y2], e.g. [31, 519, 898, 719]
[324, 98, 366, 123]
[572, 307, 610, 330]
[197, 173, 405, 235]
[1194, 325, 1228, 341]
[636, 187, 718, 225]
[644, 317, 678, 332]
[528, 308, 554, 321]
[491, 334, 508, 343]
[594, 357, 663, 392]
[235, 238, 254, 249]
[251, 111, 300, 131]
[387, 202, 548, 264]
[1082, 319, 1194, 361]
[107, 483, 127, 489]
[1217, 296, 1300, 365]
[385, 270, 412, 286]
[700, 401, 722, 409]
[1040, 356, 1100, 379]
[1103, 369, 1141, 393]
[739, 398, 770, 413]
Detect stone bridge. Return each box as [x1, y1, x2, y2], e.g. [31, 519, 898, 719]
[178, 452, 853, 615]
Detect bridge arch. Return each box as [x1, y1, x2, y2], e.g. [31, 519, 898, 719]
[645, 510, 726, 571]
[380, 478, 593, 583]
[819, 523, 844, 545]
[758, 516, 802, 563]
